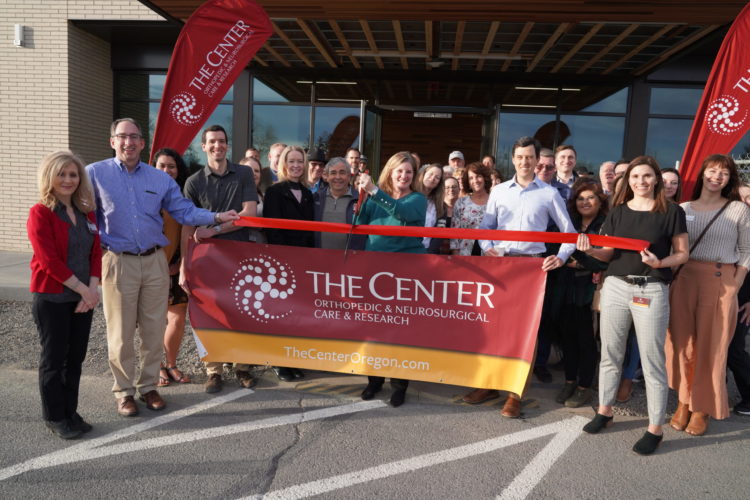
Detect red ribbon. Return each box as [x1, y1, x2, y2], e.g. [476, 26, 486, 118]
[236, 217, 649, 252]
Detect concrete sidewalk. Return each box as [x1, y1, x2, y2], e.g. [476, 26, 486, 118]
[0, 251, 31, 301]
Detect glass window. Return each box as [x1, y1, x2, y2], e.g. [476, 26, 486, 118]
[252, 104, 311, 159]
[313, 107, 360, 158]
[645, 118, 692, 168]
[253, 78, 289, 102]
[497, 112, 556, 177]
[649, 88, 703, 116]
[580, 87, 629, 114]
[558, 115, 625, 171]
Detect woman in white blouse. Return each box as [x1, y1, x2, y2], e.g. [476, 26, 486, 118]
[666, 154, 750, 436]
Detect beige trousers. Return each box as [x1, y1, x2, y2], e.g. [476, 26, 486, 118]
[102, 250, 169, 398]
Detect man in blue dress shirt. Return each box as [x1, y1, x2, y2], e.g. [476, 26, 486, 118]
[461, 136, 576, 418]
[86, 118, 239, 417]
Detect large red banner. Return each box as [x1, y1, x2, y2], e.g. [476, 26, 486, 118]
[679, 3, 750, 199]
[187, 240, 548, 394]
[150, 0, 272, 161]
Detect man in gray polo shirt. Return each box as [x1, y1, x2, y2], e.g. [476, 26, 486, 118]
[313, 157, 365, 251]
[181, 124, 258, 393]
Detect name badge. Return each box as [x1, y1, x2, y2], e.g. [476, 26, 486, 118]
[632, 296, 651, 308]
[685, 215, 695, 222]
[86, 221, 98, 234]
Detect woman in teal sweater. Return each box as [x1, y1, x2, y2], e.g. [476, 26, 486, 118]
[356, 151, 427, 406]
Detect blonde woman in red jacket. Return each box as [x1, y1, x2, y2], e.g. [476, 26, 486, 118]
[27, 151, 101, 440]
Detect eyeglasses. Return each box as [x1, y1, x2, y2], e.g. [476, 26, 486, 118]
[536, 165, 556, 172]
[113, 133, 142, 141]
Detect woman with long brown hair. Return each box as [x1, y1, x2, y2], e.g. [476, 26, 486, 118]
[666, 154, 750, 435]
[577, 155, 688, 455]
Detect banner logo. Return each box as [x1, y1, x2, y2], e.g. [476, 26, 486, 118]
[169, 92, 204, 126]
[706, 95, 748, 135]
[231, 255, 296, 323]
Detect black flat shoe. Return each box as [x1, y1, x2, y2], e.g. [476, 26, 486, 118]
[389, 389, 406, 407]
[361, 383, 383, 400]
[583, 413, 614, 434]
[291, 368, 305, 379]
[273, 367, 294, 382]
[45, 419, 82, 440]
[70, 413, 93, 433]
[633, 431, 663, 455]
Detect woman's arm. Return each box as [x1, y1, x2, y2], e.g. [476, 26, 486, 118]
[641, 232, 689, 269]
[577, 233, 615, 262]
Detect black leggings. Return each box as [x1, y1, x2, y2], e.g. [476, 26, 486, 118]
[367, 376, 409, 392]
[32, 297, 93, 422]
[728, 318, 750, 403]
[561, 303, 597, 388]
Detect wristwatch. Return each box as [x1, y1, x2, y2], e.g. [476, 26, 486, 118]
[214, 213, 221, 224]
[213, 224, 222, 234]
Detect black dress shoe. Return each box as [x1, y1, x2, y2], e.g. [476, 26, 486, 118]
[70, 413, 93, 433]
[533, 366, 553, 383]
[390, 389, 406, 407]
[361, 382, 383, 400]
[273, 367, 295, 382]
[45, 419, 82, 440]
[291, 368, 305, 379]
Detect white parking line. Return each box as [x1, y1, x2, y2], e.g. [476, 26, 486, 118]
[0, 390, 385, 481]
[249, 416, 588, 500]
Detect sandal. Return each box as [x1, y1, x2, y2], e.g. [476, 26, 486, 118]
[166, 366, 191, 384]
[157, 365, 171, 387]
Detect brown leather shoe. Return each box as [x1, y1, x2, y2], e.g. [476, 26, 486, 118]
[117, 395, 139, 417]
[501, 395, 522, 418]
[462, 388, 500, 404]
[669, 402, 691, 431]
[685, 411, 709, 436]
[140, 390, 166, 411]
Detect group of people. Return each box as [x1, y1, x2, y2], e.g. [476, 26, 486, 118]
[27, 118, 750, 458]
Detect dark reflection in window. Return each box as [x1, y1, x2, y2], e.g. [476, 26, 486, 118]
[253, 78, 289, 102]
[645, 118, 692, 168]
[252, 104, 311, 159]
[313, 107, 360, 158]
[581, 87, 629, 114]
[560, 115, 625, 171]
[650, 88, 703, 116]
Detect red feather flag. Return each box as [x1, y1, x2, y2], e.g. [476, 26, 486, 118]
[150, 0, 272, 161]
[679, 3, 750, 199]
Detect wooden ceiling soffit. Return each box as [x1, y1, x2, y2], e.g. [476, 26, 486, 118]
[329, 19, 360, 69]
[271, 20, 314, 67]
[253, 54, 269, 67]
[576, 24, 639, 74]
[502, 22, 534, 71]
[392, 20, 409, 70]
[476, 21, 500, 71]
[526, 23, 571, 72]
[634, 24, 722, 76]
[602, 24, 678, 75]
[359, 19, 384, 69]
[262, 42, 291, 67]
[297, 19, 338, 67]
[551, 23, 603, 73]
[451, 21, 465, 71]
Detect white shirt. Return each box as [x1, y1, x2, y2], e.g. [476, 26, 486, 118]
[479, 176, 576, 261]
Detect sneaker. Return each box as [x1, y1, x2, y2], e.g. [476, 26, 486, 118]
[204, 373, 223, 394]
[734, 401, 750, 416]
[555, 382, 576, 404]
[565, 387, 593, 408]
[45, 419, 82, 440]
[236, 370, 257, 389]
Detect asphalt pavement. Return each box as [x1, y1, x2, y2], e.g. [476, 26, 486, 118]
[1, 250, 749, 499]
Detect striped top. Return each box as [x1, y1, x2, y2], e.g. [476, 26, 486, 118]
[680, 200, 750, 269]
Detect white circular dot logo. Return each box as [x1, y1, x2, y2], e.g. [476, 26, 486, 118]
[231, 255, 297, 323]
[169, 92, 204, 126]
[705, 95, 747, 136]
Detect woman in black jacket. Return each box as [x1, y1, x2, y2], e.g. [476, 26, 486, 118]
[263, 145, 314, 381]
[264, 145, 315, 248]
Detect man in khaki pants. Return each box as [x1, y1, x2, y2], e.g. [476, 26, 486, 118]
[86, 118, 239, 417]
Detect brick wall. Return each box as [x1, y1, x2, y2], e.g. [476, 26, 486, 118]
[0, 1, 163, 251]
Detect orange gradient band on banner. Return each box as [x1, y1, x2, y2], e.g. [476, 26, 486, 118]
[236, 216, 648, 252]
[196, 329, 532, 394]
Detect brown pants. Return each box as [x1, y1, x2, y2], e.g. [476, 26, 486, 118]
[667, 260, 738, 419]
[102, 250, 169, 399]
